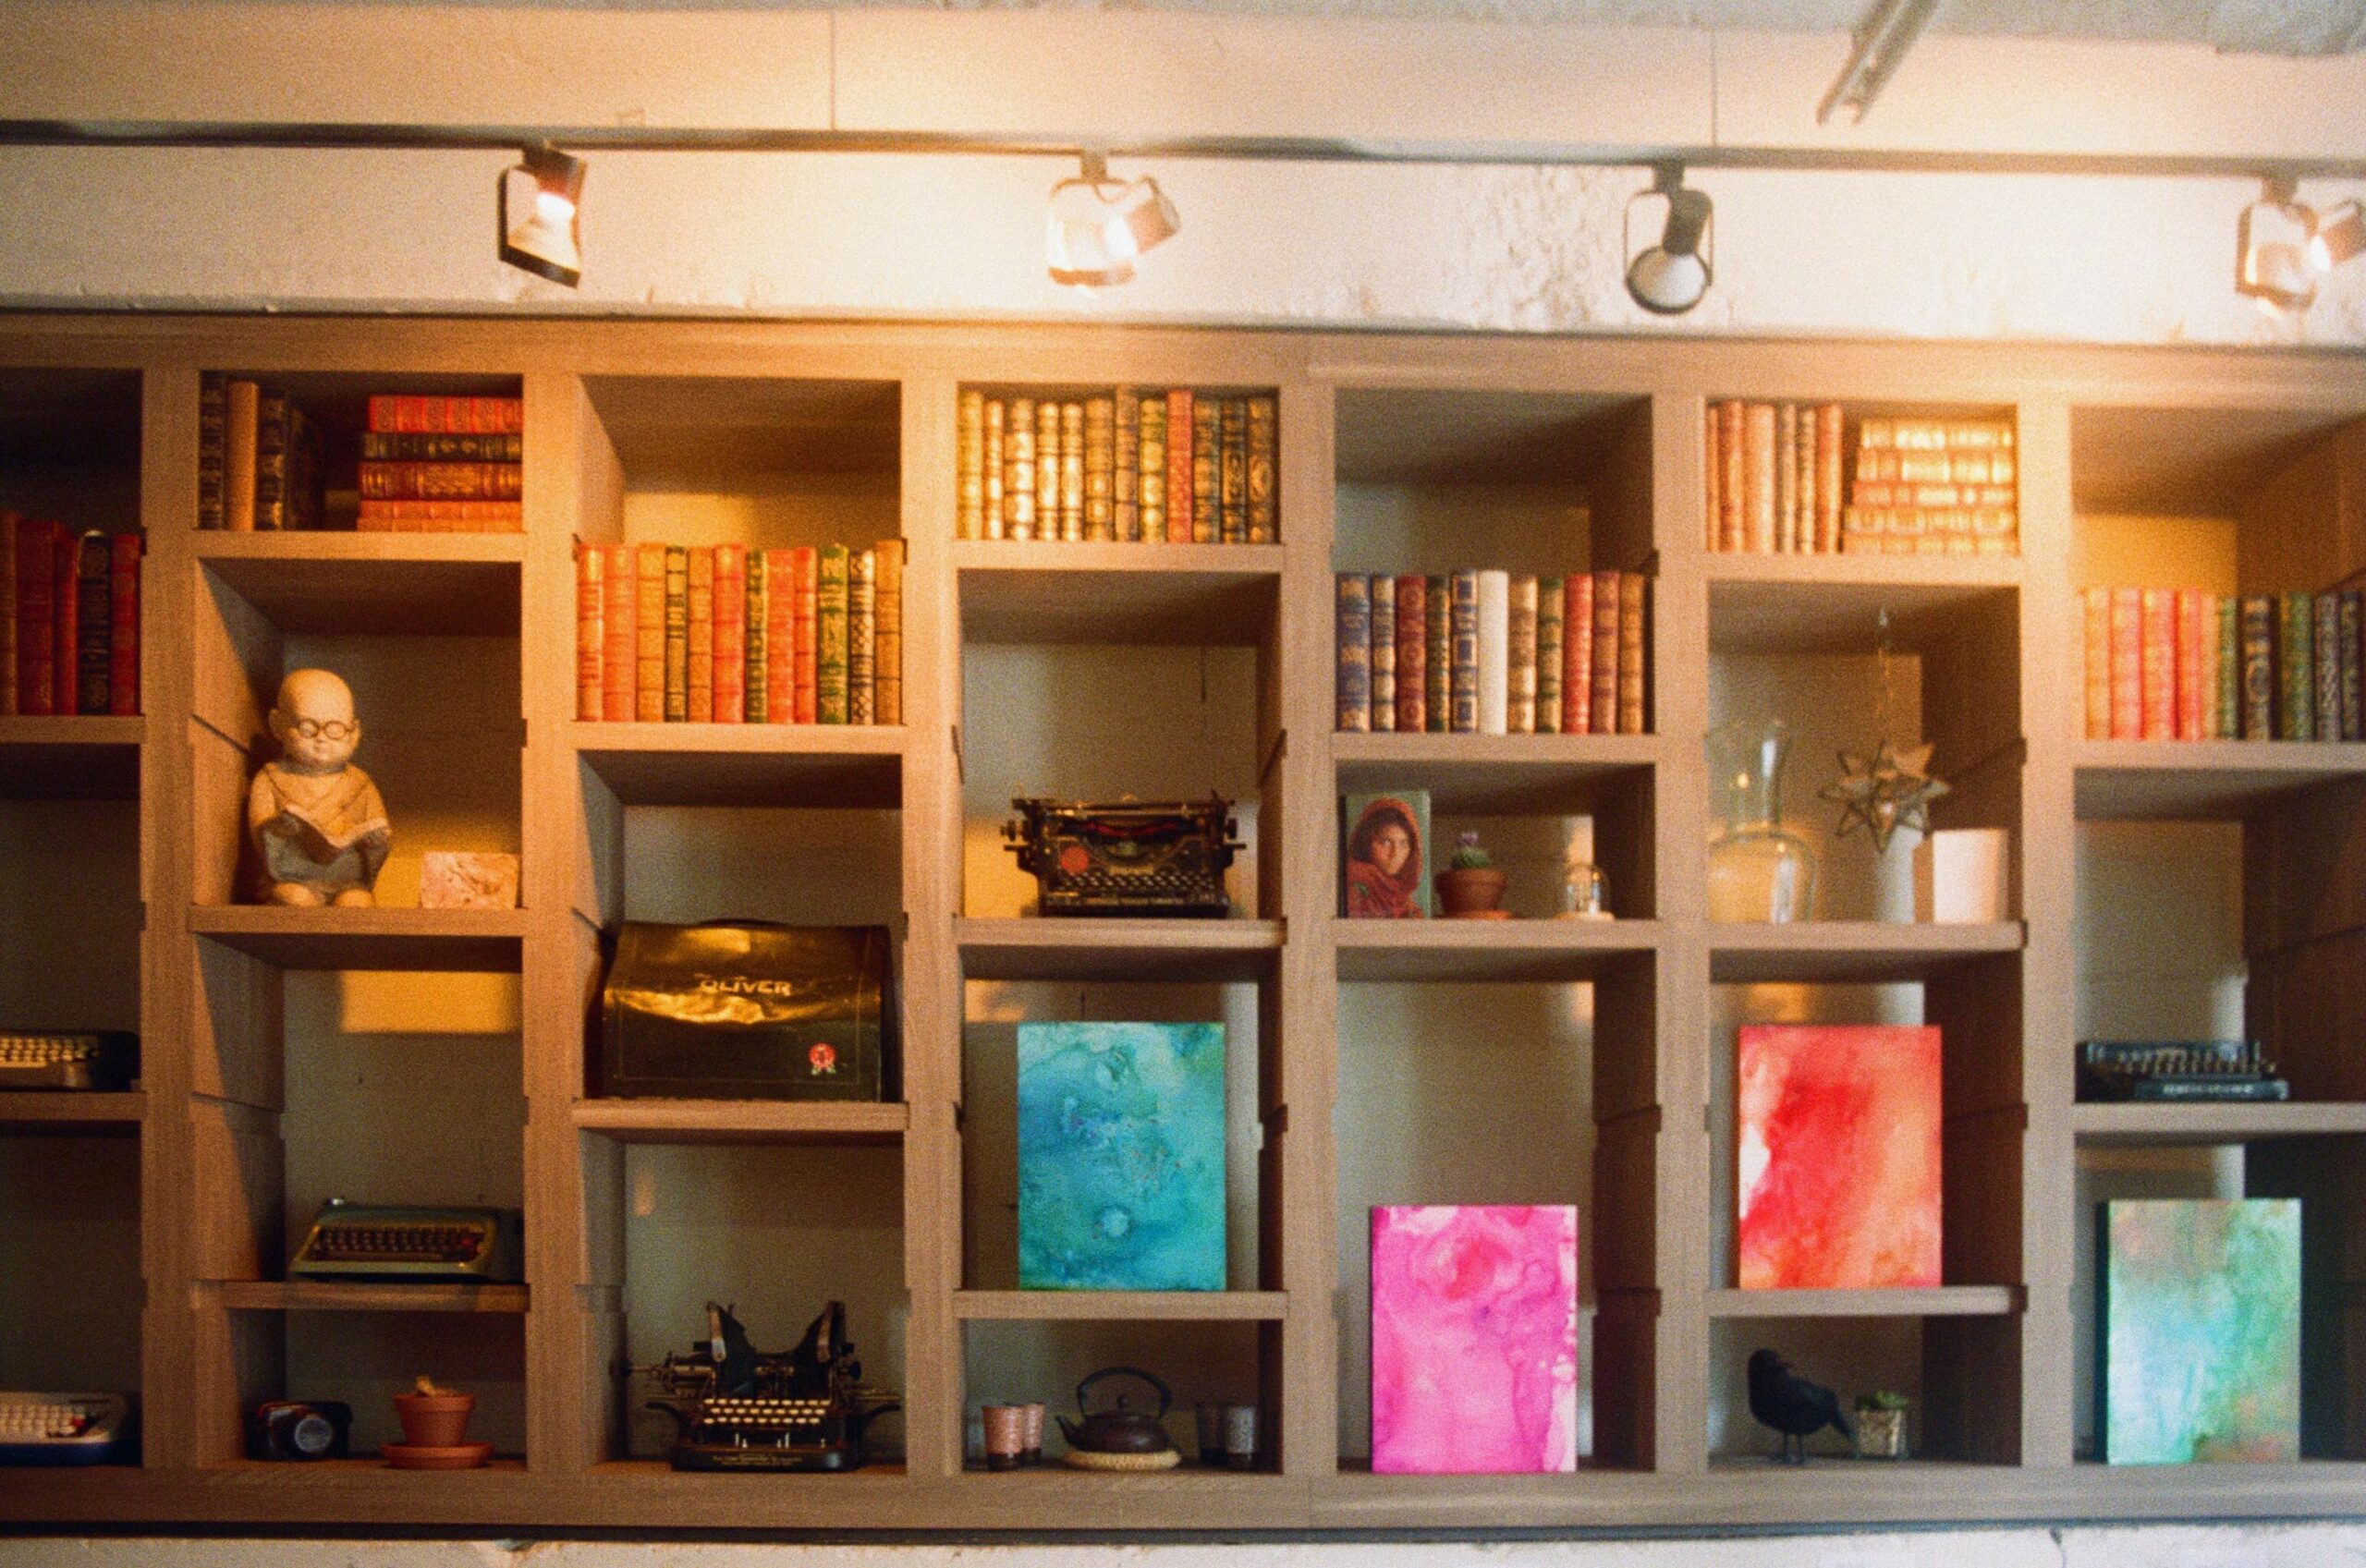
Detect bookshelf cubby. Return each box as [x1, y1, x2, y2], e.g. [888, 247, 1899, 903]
[4, 322, 2366, 1529]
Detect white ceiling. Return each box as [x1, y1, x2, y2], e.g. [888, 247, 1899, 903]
[280, 0, 2366, 55]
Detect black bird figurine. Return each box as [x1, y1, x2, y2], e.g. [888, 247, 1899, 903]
[1747, 1349, 1854, 1464]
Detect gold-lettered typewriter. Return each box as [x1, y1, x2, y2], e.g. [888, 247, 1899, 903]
[0, 1393, 134, 1466]
[1005, 795, 1241, 918]
[0, 1032, 138, 1091]
[640, 1300, 899, 1472]
[288, 1198, 523, 1282]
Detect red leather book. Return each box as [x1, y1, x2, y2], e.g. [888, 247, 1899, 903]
[601, 543, 634, 723]
[1394, 574, 1426, 735]
[713, 543, 746, 724]
[2175, 589, 2206, 741]
[13, 516, 54, 716]
[1589, 569, 1620, 736]
[1563, 574, 1593, 736]
[576, 541, 604, 722]
[2108, 588, 2141, 739]
[1165, 390, 1193, 543]
[107, 531, 140, 716]
[2140, 589, 2175, 741]
[49, 525, 76, 716]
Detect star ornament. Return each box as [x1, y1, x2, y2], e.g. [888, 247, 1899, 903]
[1819, 740, 1949, 853]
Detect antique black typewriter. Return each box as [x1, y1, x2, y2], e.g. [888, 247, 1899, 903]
[1005, 796, 1240, 918]
[288, 1198, 524, 1282]
[642, 1300, 899, 1472]
[2077, 1039, 2290, 1102]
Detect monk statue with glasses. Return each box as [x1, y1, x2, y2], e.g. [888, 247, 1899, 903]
[246, 668, 392, 906]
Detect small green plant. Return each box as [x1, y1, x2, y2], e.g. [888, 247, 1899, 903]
[1856, 1390, 1909, 1413]
[1448, 831, 1493, 871]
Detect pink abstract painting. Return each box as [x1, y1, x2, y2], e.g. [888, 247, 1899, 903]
[1736, 1024, 1942, 1290]
[1370, 1204, 1579, 1474]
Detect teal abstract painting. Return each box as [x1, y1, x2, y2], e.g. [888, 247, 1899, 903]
[2101, 1197, 2300, 1464]
[1018, 1022, 1226, 1291]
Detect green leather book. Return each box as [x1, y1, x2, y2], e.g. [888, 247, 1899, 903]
[817, 543, 851, 724]
[2278, 592, 2313, 742]
[743, 548, 769, 723]
[663, 544, 689, 723]
[2216, 594, 2238, 739]
[2240, 595, 2275, 740]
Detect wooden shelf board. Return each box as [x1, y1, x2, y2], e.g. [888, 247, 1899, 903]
[956, 541, 1282, 645]
[1333, 730, 1659, 814]
[1707, 555, 2021, 656]
[2071, 739, 2366, 820]
[0, 715, 142, 799]
[1711, 921, 2023, 983]
[571, 1098, 908, 1146]
[197, 532, 523, 637]
[188, 906, 527, 972]
[957, 918, 1282, 982]
[0, 1090, 142, 1132]
[1336, 919, 1663, 983]
[1705, 1286, 2018, 1319]
[216, 1280, 529, 1313]
[569, 722, 905, 808]
[954, 1290, 1287, 1321]
[2072, 1101, 2366, 1145]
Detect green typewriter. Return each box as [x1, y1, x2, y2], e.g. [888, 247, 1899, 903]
[288, 1198, 523, 1283]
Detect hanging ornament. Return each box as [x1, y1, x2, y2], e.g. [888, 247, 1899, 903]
[1819, 608, 1948, 854]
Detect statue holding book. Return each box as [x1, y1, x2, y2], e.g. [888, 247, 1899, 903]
[247, 668, 391, 906]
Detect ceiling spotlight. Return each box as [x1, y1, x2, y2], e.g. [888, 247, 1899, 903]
[2237, 176, 2317, 314]
[1046, 152, 1179, 288]
[499, 144, 585, 288]
[2308, 199, 2365, 273]
[1624, 164, 1714, 317]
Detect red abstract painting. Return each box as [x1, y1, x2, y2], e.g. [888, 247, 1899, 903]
[1736, 1025, 1941, 1290]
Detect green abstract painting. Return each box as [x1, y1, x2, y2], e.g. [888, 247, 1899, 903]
[2101, 1197, 2300, 1464]
[1018, 1021, 1226, 1291]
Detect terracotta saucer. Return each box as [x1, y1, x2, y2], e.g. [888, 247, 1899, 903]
[384, 1440, 494, 1471]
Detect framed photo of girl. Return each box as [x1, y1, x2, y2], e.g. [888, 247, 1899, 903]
[1341, 790, 1433, 918]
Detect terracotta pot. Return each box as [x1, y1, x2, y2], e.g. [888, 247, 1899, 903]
[392, 1392, 475, 1449]
[1435, 867, 1509, 918]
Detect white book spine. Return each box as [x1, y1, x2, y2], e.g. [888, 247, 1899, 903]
[1477, 568, 1510, 735]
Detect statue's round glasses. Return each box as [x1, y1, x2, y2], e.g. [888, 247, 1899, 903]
[287, 719, 356, 742]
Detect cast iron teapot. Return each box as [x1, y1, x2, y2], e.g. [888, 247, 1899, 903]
[1057, 1367, 1177, 1456]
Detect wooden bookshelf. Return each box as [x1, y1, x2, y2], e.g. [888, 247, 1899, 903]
[0, 314, 2362, 1529]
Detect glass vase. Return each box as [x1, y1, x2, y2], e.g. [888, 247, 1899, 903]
[1707, 720, 1817, 923]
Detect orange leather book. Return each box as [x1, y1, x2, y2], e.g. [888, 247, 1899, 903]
[1744, 402, 1777, 553]
[1166, 390, 1194, 542]
[106, 531, 140, 717]
[2140, 588, 2175, 740]
[601, 543, 634, 723]
[1589, 569, 1620, 735]
[576, 541, 604, 722]
[873, 538, 905, 727]
[713, 543, 746, 724]
[634, 542, 666, 723]
[1718, 400, 1746, 553]
[1562, 574, 1593, 735]
[2175, 589, 2205, 741]
[1618, 573, 1648, 734]
[2108, 588, 2141, 739]
[2081, 587, 2111, 740]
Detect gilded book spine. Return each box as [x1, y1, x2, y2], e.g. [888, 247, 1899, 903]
[1083, 396, 1115, 541]
[743, 547, 769, 723]
[1059, 400, 1085, 541]
[223, 379, 259, 532]
[663, 545, 689, 723]
[2239, 595, 2275, 740]
[2217, 594, 2239, 739]
[1718, 399, 1746, 553]
[576, 541, 604, 722]
[1246, 395, 1278, 542]
[848, 547, 876, 725]
[74, 534, 109, 715]
[1369, 574, 1396, 732]
[817, 544, 850, 725]
[1618, 572, 1648, 734]
[1775, 402, 1799, 553]
[1536, 576, 1563, 734]
[2175, 589, 2204, 742]
[957, 389, 984, 540]
[1506, 574, 1538, 735]
[49, 529, 74, 716]
[635, 542, 666, 723]
[1190, 397, 1217, 543]
[1703, 401, 1722, 552]
[790, 546, 819, 724]
[1113, 390, 1140, 542]
[2315, 592, 2343, 741]
[982, 398, 1006, 541]
[713, 543, 745, 725]
[253, 389, 287, 529]
[2196, 591, 2219, 742]
[1745, 402, 1777, 553]
[686, 545, 714, 723]
[1335, 572, 1371, 732]
[1166, 390, 1194, 542]
[2139, 589, 2173, 741]
[2082, 587, 2111, 740]
[1448, 570, 1479, 735]
[1036, 401, 1063, 541]
[1424, 575, 1449, 734]
[198, 372, 226, 530]
[106, 531, 139, 717]
[1563, 574, 1593, 736]
[2279, 592, 2313, 741]
[1005, 396, 1036, 541]
[764, 548, 795, 724]
[2344, 591, 2362, 741]
[2108, 588, 2140, 739]
[1218, 398, 1248, 544]
[874, 537, 905, 727]
[1590, 569, 1620, 735]
[1395, 574, 1426, 735]
[1138, 393, 1168, 542]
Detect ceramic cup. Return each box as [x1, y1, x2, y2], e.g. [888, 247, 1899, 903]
[1018, 1401, 1046, 1465]
[1221, 1402, 1258, 1470]
[982, 1403, 1029, 1471]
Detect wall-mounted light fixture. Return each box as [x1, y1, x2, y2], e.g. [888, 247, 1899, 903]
[2236, 176, 2366, 314]
[498, 144, 586, 287]
[1624, 164, 1714, 316]
[1045, 152, 1180, 288]
[2310, 200, 2365, 273]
